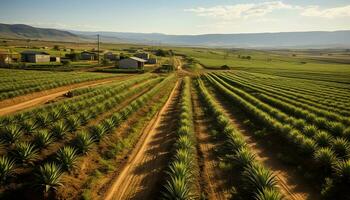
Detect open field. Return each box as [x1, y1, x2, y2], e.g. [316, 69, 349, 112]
[0, 44, 349, 200]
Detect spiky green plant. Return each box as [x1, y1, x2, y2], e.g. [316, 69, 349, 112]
[51, 121, 69, 139]
[89, 124, 108, 142]
[331, 138, 350, 159]
[163, 176, 192, 200]
[328, 122, 345, 136]
[20, 119, 40, 134]
[66, 116, 80, 132]
[34, 130, 54, 148]
[0, 124, 23, 144]
[35, 112, 51, 127]
[254, 188, 284, 200]
[233, 147, 256, 170]
[303, 125, 318, 137]
[314, 131, 332, 147]
[49, 109, 63, 122]
[333, 160, 350, 182]
[74, 131, 95, 154]
[56, 146, 78, 171]
[243, 163, 278, 194]
[175, 136, 193, 150]
[0, 156, 16, 183]
[168, 161, 193, 181]
[12, 142, 38, 165]
[35, 162, 63, 193]
[102, 119, 115, 133]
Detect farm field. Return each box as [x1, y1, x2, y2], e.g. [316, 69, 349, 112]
[0, 47, 349, 200]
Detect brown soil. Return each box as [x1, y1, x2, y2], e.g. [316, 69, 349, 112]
[191, 86, 230, 200]
[0, 75, 131, 116]
[211, 89, 320, 200]
[104, 81, 180, 200]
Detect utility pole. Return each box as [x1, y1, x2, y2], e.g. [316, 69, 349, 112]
[97, 34, 100, 65]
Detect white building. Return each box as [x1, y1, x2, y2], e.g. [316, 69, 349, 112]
[118, 57, 147, 69]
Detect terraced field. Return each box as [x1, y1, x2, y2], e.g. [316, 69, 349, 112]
[0, 57, 349, 200]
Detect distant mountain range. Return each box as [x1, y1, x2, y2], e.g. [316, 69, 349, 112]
[1, 23, 350, 48]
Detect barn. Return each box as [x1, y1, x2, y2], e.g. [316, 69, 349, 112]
[118, 57, 147, 69]
[81, 51, 97, 60]
[21, 51, 50, 63]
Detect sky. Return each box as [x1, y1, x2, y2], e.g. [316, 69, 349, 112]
[0, 0, 350, 35]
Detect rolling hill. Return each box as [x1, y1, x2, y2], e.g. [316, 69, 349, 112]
[1, 23, 350, 48]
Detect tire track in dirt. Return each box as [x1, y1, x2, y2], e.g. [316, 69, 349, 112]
[191, 86, 230, 200]
[104, 81, 180, 200]
[210, 89, 320, 200]
[0, 75, 132, 116]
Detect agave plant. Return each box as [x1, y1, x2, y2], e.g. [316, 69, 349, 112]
[328, 122, 345, 136]
[0, 156, 16, 183]
[12, 142, 38, 165]
[102, 119, 115, 133]
[243, 163, 278, 194]
[20, 119, 40, 135]
[66, 116, 81, 132]
[314, 131, 332, 147]
[233, 147, 256, 170]
[163, 176, 192, 200]
[331, 138, 350, 159]
[333, 160, 350, 182]
[175, 136, 193, 150]
[49, 109, 63, 122]
[0, 124, 23, 144]
[303, 125, 318, 137]
[34, 130, 54, 148]
[89, 124, 108, 142]
[35, 162, 63, 193]
[254, 187, 284, 200]
[51, 121, 69, 139]
[56, 146, 78, 171]
[314, 147, 337, 174]
[35, 112, 51, 127]
[74, 131, 95, 154]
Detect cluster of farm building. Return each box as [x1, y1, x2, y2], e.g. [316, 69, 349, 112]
[0, 48, 157, 69]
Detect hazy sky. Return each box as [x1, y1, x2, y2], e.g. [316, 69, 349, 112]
[1, 0, 350, 34]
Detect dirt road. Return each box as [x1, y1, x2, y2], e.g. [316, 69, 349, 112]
[213, 94, 320, 200]
[192, 87, 230, 200]
[0, 76, 131, 116]
[104, 81, 180, 200]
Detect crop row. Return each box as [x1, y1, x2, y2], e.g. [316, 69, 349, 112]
[233, 71, 350, 99]
[0, 74, 176, 194]
[196, 78, 283, 200]
[209, 74, 350, 147]
[216, 73, 350, 127]
[0, 76, 162, 158]
[0, 69, 116, 101]
[224, 72, 350, 113]
[162, 77, 199, 199]
[205, 74, 350, 199]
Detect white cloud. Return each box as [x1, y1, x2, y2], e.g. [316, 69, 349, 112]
[184, 1, 296, 20]
[301, 5, 350, 18]
[185, 1, 350, 20]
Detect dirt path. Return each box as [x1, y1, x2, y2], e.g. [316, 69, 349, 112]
[104, 81, 180, 200]
[0, 75, 131, 116]
[212, 92, 320, 200]
[191, 87, 230, 200]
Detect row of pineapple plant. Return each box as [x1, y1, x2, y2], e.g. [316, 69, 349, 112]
[0, 74, 176, 195]
[206, 74, 350, 199]
[196, 78, 283, 200]
[162, 77, 200, 199]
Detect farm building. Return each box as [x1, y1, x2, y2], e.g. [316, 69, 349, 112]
[146, 58, 157, 64]
[118, 57, 146, 69]
[21, 51, 50, 63]
[50, 56, 61, 62]
[134, 52, 150, 60]
[81, 51, 97, 60]
[104, 52, 117, 61]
